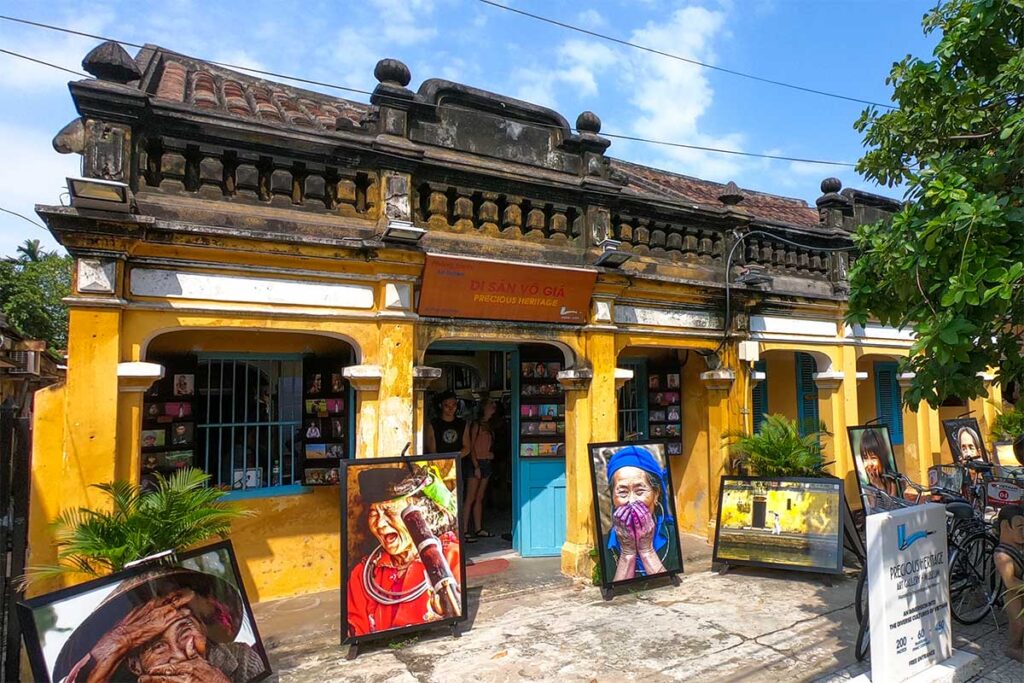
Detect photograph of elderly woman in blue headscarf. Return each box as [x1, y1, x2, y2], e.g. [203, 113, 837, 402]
[588, 442, 684, 586]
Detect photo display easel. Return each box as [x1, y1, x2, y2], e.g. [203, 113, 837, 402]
[646, 371, 682, 455]
[302, 355, 350, 485]
[518, 351, 565, 458]
[141, 355, 198, 487]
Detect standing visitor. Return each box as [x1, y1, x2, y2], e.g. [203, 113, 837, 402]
[464, 398, 499, 541]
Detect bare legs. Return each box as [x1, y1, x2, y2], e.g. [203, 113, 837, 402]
[462, 473, 490, 534]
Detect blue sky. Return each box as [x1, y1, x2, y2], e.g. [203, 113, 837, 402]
[0, 0, 937, 257]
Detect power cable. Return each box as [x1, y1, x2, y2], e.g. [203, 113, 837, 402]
[0, 15, 859, 168]
[476, 0, 896, 110]
[0, 206, 49, 232]
[0, 47, 87, 77]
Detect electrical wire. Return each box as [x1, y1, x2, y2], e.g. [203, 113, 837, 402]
[0, 206, 49, 232]
[0, 15, 860, 168]
[476, 0, 896, 111]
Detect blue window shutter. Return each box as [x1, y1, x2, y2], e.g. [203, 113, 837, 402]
[752, 360, 768, 433]
[795, 353, 819, 437]
[874, 362, 904, 445]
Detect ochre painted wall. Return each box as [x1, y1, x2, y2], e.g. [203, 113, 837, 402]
[764, 353, 798, 421]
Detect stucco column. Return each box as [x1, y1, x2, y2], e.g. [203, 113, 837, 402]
[374, 322, 415, 457]
[343, 365, 383, 458]
[898, 372, 932, 484]
[700, 368, 735, 539]
[558, 368, 596, 579]
[116, 362, 165, 483]
[813, 371, 856, 503]
[968, 372, 1001, 444]
[412, 366, 441, 455]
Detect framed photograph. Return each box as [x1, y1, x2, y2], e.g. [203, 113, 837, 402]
[667, 406, 681, 422]
[666, 373, 680, 389]
[546, 362, 561, 378]
[305, 443, 327, 458]
[648, 375, 660, 391]
[326, 443, 346, 458]
[521, 422, 538, 435]
[172, 373, 195, 397]
[306, 373, 323, 395]
[143, 451, 193, 474]
[305, 399, 328, 416]
[330, 417, 345, 439]
[666, 441, 682, 456]
[145, 403, 161, 419]
[18, 540, 271, 683]
[163, 402, 191, 419]
[520, 405, 538, 418]
[326, 398, 345, 414]
[847, 425, 902, 514]
[649, 410, 666, 423]
[169, 422, 194, 446]
[942, 417, 989, 464]
[665, 424, 680, 437]
[651, 392, 664, 406]
[140, 429, 165, 449]
[331, 373, 346, 393]
[928, 464, 965, 495]
[306, 467, 340, 485]
[651, 425, 664, 437]
[520, 443, 539, 457]
[540, 404, 559, 419]
[521, 363, 534, 378]
[233, 467, 263, 490]
[587, 441, 684, 589]
[341, 454, 466, 644]
[304, 419, 323, 441]
[556, 422, 565, 435]
[538, 421, 557, 434]
[712, 476, 845, 575]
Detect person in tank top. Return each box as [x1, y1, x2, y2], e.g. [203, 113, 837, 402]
[424, 390, 469, 457]
[994, 504, 1024, 662]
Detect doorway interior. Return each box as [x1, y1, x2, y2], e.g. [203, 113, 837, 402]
[423, 342, 567, 560]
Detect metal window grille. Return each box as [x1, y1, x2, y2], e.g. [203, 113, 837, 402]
[196, 356, 303, 491]
[617, 361, 647, 441]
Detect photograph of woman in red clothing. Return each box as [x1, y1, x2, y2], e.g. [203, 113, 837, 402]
[341, 456, 465, 642]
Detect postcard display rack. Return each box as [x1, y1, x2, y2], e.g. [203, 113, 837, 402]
[141, 359, 198, 480]
[647, 371, 682, 455]
[519, 354, 566, 458]
[302, 358, 349, 486]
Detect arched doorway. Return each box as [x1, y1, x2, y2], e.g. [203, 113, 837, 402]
[421, 340, 573, 559]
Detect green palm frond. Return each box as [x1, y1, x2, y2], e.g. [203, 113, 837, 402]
[21, 468, 250, 588]
[726, 414, 829, 477]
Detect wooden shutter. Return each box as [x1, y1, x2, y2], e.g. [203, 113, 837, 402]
[795, 353, 819, 437]
[752, 360, 768, 433]
[874, 361, 904, 445]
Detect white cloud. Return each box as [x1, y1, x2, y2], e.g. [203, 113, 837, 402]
[577, 9, 607, 29]
[0, 123, 77, 256]
[370, 0, 438, 45]
[0, 12, 115, 93]
[510, 39, 618, 110]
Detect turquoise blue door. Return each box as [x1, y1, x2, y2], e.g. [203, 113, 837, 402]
[511, 349, 567, 557]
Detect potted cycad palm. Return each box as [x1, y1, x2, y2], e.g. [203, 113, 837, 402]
[990, 407, 1024, 466]
[727, 414, 830, 477]
[22, 468, 249, 587]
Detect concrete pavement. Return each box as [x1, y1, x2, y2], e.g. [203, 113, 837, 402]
[252, 534, 1020, 682]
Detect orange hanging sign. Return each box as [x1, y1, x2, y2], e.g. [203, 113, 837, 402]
[418, 254, 596, 324]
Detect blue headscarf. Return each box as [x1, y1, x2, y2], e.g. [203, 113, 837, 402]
[605, 445, 674, 574]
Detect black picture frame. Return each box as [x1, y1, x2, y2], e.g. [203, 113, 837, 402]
[17, 540, 271, 683]
[587, 440, 685, 590]
[339, 452, 467, 646]
[942, 417, 989, 464]
[712, 476, 845, 576]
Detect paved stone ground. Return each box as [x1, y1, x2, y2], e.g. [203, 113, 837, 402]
[252, 534, 1022, 682]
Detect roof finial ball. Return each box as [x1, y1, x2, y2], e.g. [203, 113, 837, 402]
[576, 111, 602, 134]
[820, 177, 842, 194]
[374, 58, 411, 88]
[82, 40, 141, 83]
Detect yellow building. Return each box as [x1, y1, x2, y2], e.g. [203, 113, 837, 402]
[29, 41, 1001, 603]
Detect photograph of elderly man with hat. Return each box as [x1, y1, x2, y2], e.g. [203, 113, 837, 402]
[588, 442, 683, 585]
[343, 458, 464, 639]
[21, 544, 268, 683]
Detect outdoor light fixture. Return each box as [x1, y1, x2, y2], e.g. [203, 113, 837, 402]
[594, 238, 632, 268]
[381, 220, 426, 243]
[67, 177, 132, 213]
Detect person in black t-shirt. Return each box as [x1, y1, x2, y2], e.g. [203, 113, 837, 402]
[425, 390, 469, 458]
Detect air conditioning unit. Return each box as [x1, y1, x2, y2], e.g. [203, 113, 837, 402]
[8, 350, 39, 376]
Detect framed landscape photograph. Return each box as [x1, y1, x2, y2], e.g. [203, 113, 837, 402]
[341, 454, 466, 644]
[18, 541, 270, 683]
[587, 440, 684, 589]
[942, 417, 989, 464]
[713, 476, 845, 575]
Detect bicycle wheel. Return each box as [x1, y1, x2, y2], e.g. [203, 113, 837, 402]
[948, 531, 997, 625]
[855, 611, 870, 661]
[855, 569, 868, 624]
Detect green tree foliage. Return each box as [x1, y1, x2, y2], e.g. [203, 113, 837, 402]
[848, 0, 1024, 407]
[0, 240, 71, 349]
[726, 414, 828, 477]
[21, 469, 250, 586]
